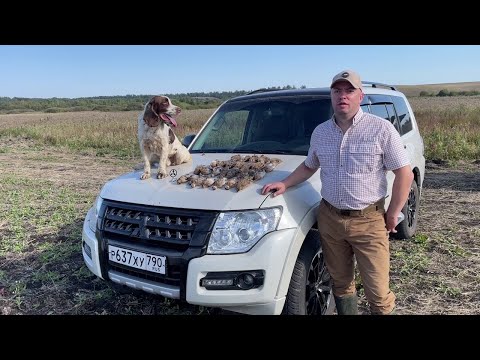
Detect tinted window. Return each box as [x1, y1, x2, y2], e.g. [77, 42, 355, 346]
[385, 103, 401, 133]
[370, 104, 389, 121]
[391, 96, 413, 134]
[367, 102, 402, 135]
[360, 104, 370, 113]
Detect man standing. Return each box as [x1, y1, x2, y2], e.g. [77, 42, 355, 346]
[261, 70, 413, 315]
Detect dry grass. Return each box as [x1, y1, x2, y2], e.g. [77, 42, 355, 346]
[408, 96, 480, 160]
[408, 95, 480, 112]
[397, 82, 480, 97]
[0, 109, 215, 158]
[1, 96, 479, 161]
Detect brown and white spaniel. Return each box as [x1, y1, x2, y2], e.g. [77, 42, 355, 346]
[137, 95, 192, 180]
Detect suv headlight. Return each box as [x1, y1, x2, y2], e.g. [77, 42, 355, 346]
[88, 195, 103, 233]
[207, 207, 282, 254]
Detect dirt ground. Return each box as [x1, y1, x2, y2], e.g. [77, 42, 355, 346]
[386, 159, 480, 315]
[1, 138, 479, 315]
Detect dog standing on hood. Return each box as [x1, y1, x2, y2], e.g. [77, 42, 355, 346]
[137, 95, 192, 180]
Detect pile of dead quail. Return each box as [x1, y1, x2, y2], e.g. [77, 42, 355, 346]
[176, 154, 282, 192]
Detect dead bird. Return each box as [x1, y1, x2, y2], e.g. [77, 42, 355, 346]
[176, 175, 189, 184]
[253, 170, 266, 181]
[202, 177, 215, 188]
[236, 177, 253, 191]
[224, 177, 238, 190]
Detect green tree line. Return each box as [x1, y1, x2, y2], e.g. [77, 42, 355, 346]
[0, 85, 305, 114]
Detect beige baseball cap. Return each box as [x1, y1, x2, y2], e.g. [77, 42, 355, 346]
[330, 69, 362, 90]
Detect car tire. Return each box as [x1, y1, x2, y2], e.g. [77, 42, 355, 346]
[392, 179, 419, 240]
[283, 230, 334, 315]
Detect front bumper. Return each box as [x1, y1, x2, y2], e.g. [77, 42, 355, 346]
[186, 228, 296, 315]
[82, 207, 103, 279]
[82, 207, 296, 315]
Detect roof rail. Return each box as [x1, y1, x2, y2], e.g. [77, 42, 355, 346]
[362, 81, 397, 91]
[246, 88, 281, 95]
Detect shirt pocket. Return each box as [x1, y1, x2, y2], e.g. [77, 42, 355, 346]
[347, 143, 383, 174]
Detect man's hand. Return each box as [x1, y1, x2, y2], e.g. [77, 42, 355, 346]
[387, 165, 413, 233]
[261, 182, 286, 197]
[385, 210, 400, 233]
[260, 162, 317, 197]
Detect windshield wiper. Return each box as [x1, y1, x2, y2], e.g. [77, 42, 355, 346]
[265, 150, 290, 154]
[231, 149, 290, 154]
[190, 149, 228, 153]
[193, 149, 291, 155]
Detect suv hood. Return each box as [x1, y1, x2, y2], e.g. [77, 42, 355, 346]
[100, 153, 306, 211]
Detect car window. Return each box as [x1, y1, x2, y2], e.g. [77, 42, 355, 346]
[391, 96, 413, 134]
[370, 104, 389, 121]
[190, 97, 332, 155]
[196, 110, 249, 150]
[365, 102, 402, 135]
[385, 103, 401, 133]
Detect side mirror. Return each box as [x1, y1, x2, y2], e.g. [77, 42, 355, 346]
[182, 134, 196, 147]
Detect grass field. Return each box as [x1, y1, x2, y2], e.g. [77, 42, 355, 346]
[0, 94, 479, 315]
[397, 81, 480, 97]
[408, 96, 480, 160]
[1, 96, 479, 161]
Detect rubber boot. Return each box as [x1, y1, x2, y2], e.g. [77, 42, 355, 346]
[371, 306, 396, 315]
[334, 294, 359, 315]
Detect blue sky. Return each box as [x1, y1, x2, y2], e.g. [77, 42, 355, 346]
[1, 45, 479, 99]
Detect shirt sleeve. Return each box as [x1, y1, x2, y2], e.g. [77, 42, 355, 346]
[304, 127, 320, 170]
[382, 122, 410, 170]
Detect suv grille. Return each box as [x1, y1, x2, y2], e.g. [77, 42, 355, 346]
[98, 200, 218, 294]
[103, 204, 198, 251]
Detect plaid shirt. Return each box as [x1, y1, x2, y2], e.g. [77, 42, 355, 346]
[304, 108, 410, 210]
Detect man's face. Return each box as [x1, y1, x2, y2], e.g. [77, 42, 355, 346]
[330, 81, 364, 118]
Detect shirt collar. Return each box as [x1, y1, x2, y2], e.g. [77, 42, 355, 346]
[352, 107, 364, 126]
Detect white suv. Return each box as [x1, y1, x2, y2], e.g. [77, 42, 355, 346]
[81, 83, 425, 315]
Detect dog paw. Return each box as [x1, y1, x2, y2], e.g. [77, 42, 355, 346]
[140, 172, 151, 180]
[157, 172, 168, 179]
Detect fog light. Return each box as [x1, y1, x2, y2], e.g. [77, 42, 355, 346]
[200, 270, 264, 290]
[237, 273, 255, 290]
[83, 241, 92, 260]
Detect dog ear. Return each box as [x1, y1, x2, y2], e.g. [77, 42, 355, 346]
[169, 128, 176, 144]
[149, 97, 161, 117]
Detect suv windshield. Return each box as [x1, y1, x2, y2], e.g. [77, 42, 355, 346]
[190, 95, 333, 156]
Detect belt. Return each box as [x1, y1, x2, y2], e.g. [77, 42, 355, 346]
[322, 198, 385, 217]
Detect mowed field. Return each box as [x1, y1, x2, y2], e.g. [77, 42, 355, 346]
[0, 95, 479, 315]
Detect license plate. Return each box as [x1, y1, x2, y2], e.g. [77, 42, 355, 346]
[108, 245, 166, 275]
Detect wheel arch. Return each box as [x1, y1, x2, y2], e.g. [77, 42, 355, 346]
[412, 165, 422, 195]
[275, 202, 320, 299]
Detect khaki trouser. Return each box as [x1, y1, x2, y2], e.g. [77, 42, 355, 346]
[317, 200, 396, 315]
